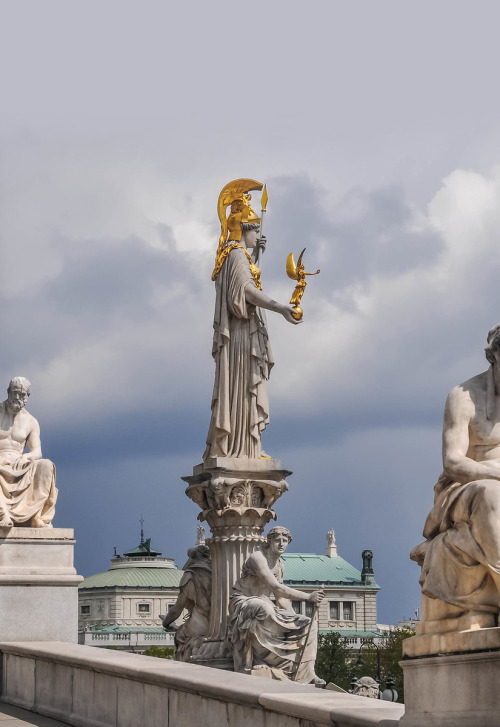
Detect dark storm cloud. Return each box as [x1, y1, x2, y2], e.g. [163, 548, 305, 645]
[262, 174, 444, 306]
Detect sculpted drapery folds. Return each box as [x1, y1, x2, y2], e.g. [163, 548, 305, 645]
[228, 526, 325, 685]
[161, 544, 212, 662]
[412, 324, 500, 626]
[204, 179, 300, 461]
[0, 377, 57, 528]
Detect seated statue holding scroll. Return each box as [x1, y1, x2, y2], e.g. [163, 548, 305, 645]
[0, 378, 57, 527]
[228, 526, 324, 684]
[412, 324, 500, 629]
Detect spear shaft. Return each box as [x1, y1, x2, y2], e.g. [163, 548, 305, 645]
[293, 600, 319, 682]
[254, 184, 268, 267]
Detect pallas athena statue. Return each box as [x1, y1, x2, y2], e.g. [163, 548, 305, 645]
[203, 178, 300, 461]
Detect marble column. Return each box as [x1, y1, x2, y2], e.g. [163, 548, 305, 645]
[182, 456, 290, 667]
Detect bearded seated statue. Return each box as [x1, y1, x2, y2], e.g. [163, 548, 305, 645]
[0, 377, 57, 528]
[412, 324, 500, 632]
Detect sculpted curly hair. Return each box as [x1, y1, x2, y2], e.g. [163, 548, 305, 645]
[485, 324, 500, 365]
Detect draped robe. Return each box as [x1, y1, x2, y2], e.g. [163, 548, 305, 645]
[204, 247, 274, 460]
[0, 452, 57, 526]
[228, 553, 318, 683]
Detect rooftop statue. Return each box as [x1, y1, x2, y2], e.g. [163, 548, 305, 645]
[228, 526, 325, 685]
[0, 377, 57, 527]
[412, 324, 500, 630]
[204, 179, 300, 461]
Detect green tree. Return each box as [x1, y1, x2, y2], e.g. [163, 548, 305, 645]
[315, 632, 356, 691]
[142, 646, 174, 659]
[357, 629, 414, 702]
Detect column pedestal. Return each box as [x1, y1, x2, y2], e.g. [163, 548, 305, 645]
[182, 457, 290, 668]
[401, 627, 500, 726]
[0, 527, 83, 643]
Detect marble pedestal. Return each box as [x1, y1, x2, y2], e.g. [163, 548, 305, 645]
[401, 627, 500, 726]
[182, 457, 290, 668]
[0, 527, 83, 642]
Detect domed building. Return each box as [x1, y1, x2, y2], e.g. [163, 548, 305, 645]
[78, 529, 183, 652]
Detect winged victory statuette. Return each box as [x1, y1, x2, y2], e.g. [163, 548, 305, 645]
[286, 248, 320, 320]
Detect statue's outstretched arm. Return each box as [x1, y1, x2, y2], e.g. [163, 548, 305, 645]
[244, 285, 301, 325]
[251, 552, 323, 603]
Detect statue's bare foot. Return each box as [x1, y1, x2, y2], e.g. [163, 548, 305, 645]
[261, 450, 272, 460]
[0, 515, 13, 527]
[30, 517, 48, 528]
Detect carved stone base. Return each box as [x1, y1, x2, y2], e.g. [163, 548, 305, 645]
[184, 457, 291, 513]
[0, 527, 83, 642]
[182, 457, 291, 668]
[401, 646, 500, 726]
[404, 625, 500, 659]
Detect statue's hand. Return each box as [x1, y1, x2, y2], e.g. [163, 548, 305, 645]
[256, 235, 267, 254]
[309, 590, 325, 604]
[13, 455, 31, 472]
[281, 305, 303, 325]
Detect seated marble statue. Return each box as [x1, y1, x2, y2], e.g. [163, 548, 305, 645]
[228, 526, 324, 684]
[0, 377, 57, 528]
[412, 324, 500, 629]
[161, 544, 212, 661]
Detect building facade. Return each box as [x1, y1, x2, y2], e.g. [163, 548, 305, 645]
[78, 534, 183, 652]
[282, 530, 383, 649]
[79, 528, 382, 653]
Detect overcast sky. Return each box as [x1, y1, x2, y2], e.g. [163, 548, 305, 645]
[3, 0, 500, 624]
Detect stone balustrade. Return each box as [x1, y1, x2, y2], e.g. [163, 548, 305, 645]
[0, 641, 404, 727]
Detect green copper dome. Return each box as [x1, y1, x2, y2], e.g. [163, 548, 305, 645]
[79, 567, 183, 590]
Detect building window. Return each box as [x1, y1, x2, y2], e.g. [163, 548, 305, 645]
[80, 605, 90, 615]
[329, 601, 340, 620]
[291, 601, 301, 614]
[138, 603, 150, 613]
[343, 601, 355, 620]
[305, 601, 314, 618]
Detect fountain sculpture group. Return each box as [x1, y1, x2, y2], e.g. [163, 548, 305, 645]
[173, 179, 324, 683]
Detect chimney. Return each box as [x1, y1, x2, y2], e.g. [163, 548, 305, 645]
[361, 549, 375, 584]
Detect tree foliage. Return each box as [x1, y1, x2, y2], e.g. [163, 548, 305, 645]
[356, 629, 414, 702]
[315, 632, 356, 691]
[315, 629, 414, 700]
[142, 646, 175, 659]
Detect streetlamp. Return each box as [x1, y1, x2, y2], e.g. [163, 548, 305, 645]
[381, 675, 398, 702]
[356, 640, 381, 683]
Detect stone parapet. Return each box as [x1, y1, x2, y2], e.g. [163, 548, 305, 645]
[0, 641, 404, 727]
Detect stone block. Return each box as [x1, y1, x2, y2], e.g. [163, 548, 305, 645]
[401, 649, 500, 726]
[0, 585, 79, 642]
[0, 532, 82, 643]
[34, 659, 73, 720]
[403, 624, 500, 658]
[227, 701, 266, 727]
[142, 684, 170, 727]
[116, 678, 145, 727]
[168, 690, 229, 727]
[2, 654, 35, 709]
[73, 670, 118, 727]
